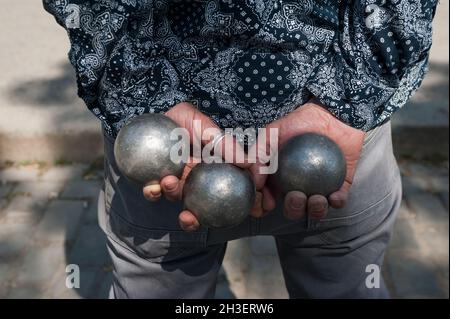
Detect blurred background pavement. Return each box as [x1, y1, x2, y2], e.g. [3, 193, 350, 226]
[0, 0, 448, 299]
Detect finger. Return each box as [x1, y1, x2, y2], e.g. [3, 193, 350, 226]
[215, 132, 250, 169]
[248, 162, 268, 191]
[180, 158, 197, 180]
[166, 102, 249, 168]
[165, 102, 216, 146]
[143, 183, 162, 202]
[250, 191, 264, 218]
[160, 175, 182, 201]
[248, 132, 278, 188]
[307, 195, 329, 220]
[262, 186, 276, 213]
[329, 180, 351, 209]
[283, 191, 307, 220]
[179, 210, 200, 232]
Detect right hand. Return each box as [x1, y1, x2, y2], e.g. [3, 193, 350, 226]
[142, 102, 251, 231]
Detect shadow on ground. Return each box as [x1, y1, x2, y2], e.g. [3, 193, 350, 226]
[8, 62, 80, 108]
[0, 61, 103, 164]
[392, 61, 449, 164]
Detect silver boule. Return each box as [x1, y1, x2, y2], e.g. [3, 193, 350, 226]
[114, 113, 188, 185]
[274, 133, 346, 197]
[183, 163, 256, 228]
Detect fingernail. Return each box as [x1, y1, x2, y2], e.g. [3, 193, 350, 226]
[311, 203, 326, 213]
[165, 181, 177, 191]
[145, 184, 161, 195]
[150, 189, 161, 196]
[330, 193, 342, 202]
[334, 198, 345, 208]
[289, 197, 305, 210]
[332, 194, 346, 207]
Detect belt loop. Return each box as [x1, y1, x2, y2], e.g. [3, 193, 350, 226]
[307, 216, 320, 230]
[201, 230, 209, 248]
[250, 217, 259, 236]
[255, 217, 261, 235]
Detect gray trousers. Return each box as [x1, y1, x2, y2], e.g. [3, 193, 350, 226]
[98, 121, 402, 299]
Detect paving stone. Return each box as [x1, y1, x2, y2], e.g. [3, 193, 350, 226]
[39, 165, 88, 182]
[0, 183, 14, 212]
[401, 163, 448, 179]
[55, 286, 82, 299]
[1, 196, 46, 225]
[223, 238, 288, 299]
[0, 183, 14, 198]
[68, 224, 110, 268]
[436, 271, 450, 299]
[396, 201, 417, 221]
[44, 265, 98, 299]
[407, 193, 449, 229]
[14, 241, 66, 287]
[381, 255, 397, 298]
[13, 181, 64, 200]
[222, 239, 251, 298]
[0, 263, 12, 283]
[385, 249, 445, 298]
[406, 194, 449, 266]
[0, 161, 447, 299]
[34, 200, 85, 245]
[401, 175, 430, 195]
[418, 228, 449, 268]
[429, 175, 449, 193]
[0, 199, 8, 211]
[0, 224, 32, 260]
[215, 267, 235, 299]
[250, 236, 278, 256]
[6, 284, 43, 299]
[85, 194, 100, 225]
[60, 180, 101, 200]
[246, 255, 288, 299]
[0, 263, 15, 298]
[0, 167, 40, 183]
[388, 218, 420, 251]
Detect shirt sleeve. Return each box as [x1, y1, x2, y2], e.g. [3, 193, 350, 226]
[42, 1, 140, 136]
[306, 0, 439, 131]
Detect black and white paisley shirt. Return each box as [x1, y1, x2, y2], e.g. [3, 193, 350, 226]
[43, 0, 438, 137]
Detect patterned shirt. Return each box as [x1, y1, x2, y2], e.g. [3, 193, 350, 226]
[43, 0, 438, 137]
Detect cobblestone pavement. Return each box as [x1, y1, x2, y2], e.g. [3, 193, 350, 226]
[0, 160, 448, 299]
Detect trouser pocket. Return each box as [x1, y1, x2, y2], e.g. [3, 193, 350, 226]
[99, 129, 208, 262]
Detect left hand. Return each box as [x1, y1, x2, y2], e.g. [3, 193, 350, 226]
[249, 98, 366, 220]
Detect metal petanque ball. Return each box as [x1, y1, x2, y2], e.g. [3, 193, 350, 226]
[274, 133, 346, 197]
[183, 163, 256, 229]
[114, 113, 188, 185]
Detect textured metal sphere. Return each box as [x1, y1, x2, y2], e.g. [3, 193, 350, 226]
[114, 113, 188, 185]
[183, 163, 256, 228]
[274, 133, 346, 197]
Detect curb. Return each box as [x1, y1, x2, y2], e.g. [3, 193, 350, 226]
[392, 126, 449, 164]
[0, 126, 448, 165]
[0, 131, 103, 164]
